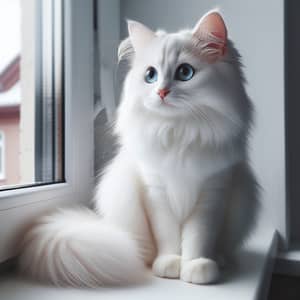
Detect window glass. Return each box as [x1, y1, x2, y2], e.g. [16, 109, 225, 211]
[0, 132, 4, 180]
[0, 0, 64, 190]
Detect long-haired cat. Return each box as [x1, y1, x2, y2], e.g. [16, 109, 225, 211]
[19, 10, 259, 287]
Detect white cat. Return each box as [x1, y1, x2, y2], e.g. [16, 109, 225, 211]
[19, 10, 259, 287]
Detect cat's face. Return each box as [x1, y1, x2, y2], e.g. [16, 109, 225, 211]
[127, 32, 224, 118]
[118, 11, 252, 146]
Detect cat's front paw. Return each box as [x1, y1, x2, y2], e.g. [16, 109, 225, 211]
[152, 254, 181, 279]
[181, 258, 219, 284]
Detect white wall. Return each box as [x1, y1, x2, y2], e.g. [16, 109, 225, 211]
[119, 0, 286, 243]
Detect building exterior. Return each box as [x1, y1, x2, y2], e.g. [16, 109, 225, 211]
[0, 56, 21, 187]
[0, 0, 37, 189]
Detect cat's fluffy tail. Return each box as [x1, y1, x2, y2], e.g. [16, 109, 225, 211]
[18, 207, 146, 287]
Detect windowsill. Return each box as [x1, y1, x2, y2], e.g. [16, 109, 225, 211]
[0, 226, 277, 300]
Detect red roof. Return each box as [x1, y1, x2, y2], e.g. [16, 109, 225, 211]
[0, 55, 20, 93]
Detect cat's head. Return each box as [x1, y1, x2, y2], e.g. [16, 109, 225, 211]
[117, 10, 252, 147]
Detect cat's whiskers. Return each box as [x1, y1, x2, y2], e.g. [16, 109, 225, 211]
[192, 102, 244, 141]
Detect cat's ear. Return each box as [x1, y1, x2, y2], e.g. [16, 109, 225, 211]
[193, 11, 227, 62]
[127, 20, 156, 53]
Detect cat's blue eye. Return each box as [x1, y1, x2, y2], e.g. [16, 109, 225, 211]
[175, 63, 195, 81]
[145, 66, 158, 84]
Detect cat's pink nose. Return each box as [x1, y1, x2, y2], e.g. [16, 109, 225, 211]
[157, 88, 170, 100]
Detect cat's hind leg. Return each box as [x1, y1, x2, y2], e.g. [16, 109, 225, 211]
[217, 163, 260, 262]
[94, 151, 156, 266]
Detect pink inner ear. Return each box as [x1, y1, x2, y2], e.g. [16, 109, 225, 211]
[193, 12, 227, 56]
[199, 12, 227, 40]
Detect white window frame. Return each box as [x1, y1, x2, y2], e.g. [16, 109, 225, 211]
[0, 131, 5, 180]
[0, 0, 94, 263]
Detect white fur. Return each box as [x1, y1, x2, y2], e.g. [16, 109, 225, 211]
[19, 11, 259, 287]
[19, 208, 146, 287]
[181, 258, 219, 284]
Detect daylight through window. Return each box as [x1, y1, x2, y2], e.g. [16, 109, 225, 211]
[0, 0, 64, 190]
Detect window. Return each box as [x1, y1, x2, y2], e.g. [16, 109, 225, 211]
[0, 0, 94, 264]
[0, 132, 5, 180]
[34, 0, 64, 184]
[0, 0, 64, 190]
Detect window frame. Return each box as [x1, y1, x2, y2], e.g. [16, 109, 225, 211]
[0, 0, 94, 263]
[0, 131, 5, 180]
[34, 0, 65, 183]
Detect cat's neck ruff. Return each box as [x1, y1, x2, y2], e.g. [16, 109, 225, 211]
[121, 113, 243, 185]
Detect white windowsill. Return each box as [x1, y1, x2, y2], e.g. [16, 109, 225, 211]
[0, 226, 278, 300]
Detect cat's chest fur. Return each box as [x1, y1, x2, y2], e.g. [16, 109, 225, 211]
[127, 132, 241, 221]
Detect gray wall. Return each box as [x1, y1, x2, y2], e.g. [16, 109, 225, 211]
[120, 0, 286, 242]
